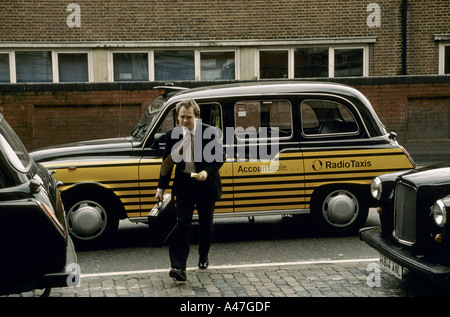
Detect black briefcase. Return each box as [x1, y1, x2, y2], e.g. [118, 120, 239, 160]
[148, 193, 177, 247]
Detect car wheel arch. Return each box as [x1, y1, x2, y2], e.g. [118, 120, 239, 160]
[61, 182, 126, 219]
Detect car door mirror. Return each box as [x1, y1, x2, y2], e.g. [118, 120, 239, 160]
[29, 178, 41, 194]
[152, 132, 166, 150]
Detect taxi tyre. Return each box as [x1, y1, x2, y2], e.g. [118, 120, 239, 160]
[311, 186, 369, 235]
[64, 191, 119, 248]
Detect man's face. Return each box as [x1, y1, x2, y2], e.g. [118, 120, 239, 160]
[177, 105, 197, 131]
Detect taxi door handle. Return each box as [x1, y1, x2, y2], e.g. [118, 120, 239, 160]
[236, 153, 254, 160]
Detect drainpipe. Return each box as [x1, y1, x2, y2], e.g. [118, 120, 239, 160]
[402, 0, 408, 75]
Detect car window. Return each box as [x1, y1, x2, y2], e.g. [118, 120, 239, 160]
[132, 98, 165, 141]
[157, 102, 223, 134]
[234, 100, 292, 140]
[0, 118, 32, 173]
[301, 100, 359, 136]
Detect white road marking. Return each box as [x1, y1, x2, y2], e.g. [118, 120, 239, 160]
[80, 257, 380, 278]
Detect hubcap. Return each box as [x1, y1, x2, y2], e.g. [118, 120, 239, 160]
[322, 190, 359, 227]
[67, 200, 107, 240]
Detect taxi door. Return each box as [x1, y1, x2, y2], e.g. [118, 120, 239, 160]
[230, 99, 307, 214]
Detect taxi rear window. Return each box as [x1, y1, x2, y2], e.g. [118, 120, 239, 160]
[301, 99, 359, 136]
[234, 100, 292, 140]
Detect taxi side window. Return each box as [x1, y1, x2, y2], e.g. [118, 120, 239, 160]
[157, 102, 223, 134]
[301, 100, 359, 136]
[158, 109, 177, 134]
[234, 100, 292, 140]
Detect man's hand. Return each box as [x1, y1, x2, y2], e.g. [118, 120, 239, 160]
[155, 188, 165, 202]
[195, 170, 208, 181]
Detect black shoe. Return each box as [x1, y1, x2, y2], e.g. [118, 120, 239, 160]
[169, 268, 187, 282]
[198, 259, 209, 270]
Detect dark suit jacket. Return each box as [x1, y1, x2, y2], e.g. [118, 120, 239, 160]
[158, 123, 224, 202]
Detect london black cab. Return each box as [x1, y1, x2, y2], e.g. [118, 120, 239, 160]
[0, 114, 78, 296]
[31, 82, 415, 248]
[360, 162, 450, 283]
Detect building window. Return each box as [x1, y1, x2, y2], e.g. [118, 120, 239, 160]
[200, 51, 235, 80]
[58, 53, 89, 82]
[113, 53, 149, 81]
[15, 51, 52, 82]
[154, 50, 195, 81]
[259, 51, 289, 79]
[0, 54, 9, 83]
[334, 48, 364, 77]
[294, 48, 329, 77]
[445, 45, 450, 74]
[437, 39, 450, 74]
[258, 46, 368, 79]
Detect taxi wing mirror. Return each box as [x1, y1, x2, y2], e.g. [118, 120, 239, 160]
[152, 132, 166, 150]
[389, 131, 398, 141]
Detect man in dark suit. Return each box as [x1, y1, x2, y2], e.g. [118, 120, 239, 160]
[155, 99, 224, 282]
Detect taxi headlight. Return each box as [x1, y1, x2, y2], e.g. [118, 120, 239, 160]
[433, 200, 447, 228]
[370, 177, 382, 200]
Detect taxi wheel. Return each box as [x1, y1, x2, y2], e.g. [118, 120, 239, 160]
[311, 187, 369, 235]
[65, 195, 119, 249]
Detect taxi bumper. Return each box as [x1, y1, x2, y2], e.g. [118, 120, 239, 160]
[38, 236, 79, 289]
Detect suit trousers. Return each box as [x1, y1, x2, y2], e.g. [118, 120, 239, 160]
[169, 173, 215, 270]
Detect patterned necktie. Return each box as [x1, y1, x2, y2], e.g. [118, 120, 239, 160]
[184, 132, 195, 173]
[159, 132, 194, 176]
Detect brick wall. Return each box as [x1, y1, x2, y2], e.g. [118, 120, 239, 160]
[407, 0, 450, 75]
[1, 1, 449, 76]
[0, 0, 381, 41]
[0, 77, 449, 163]
[354, 77, 450, 162]
[0, 83, 159, 150]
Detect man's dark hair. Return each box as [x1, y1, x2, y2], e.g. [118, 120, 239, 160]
[175, 99, 200, 117]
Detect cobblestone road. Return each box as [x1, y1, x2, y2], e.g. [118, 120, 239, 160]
[8, 259, 450, 298]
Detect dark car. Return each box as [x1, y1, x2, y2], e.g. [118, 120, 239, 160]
[360, 162, 450, 283]
[0, 114, 79, 296]
[31, 82, 415, 248]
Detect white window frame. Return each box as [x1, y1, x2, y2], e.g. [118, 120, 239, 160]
[0, 51, 15, 83]
[0, 50, 93, 83]
[196, 49, 239, 81]
[152, 49, 196, 82]
[255, 45, 369, 79]
[53, 50, 93, 83]
[14, 49, 53, 83]
[255, 48, 291, 79]
[330, 45, 369, 78]
[109, 48, 240, 82]
[292, 46, 329, 78]
[108, 50, 151, 82]
[438, 42, 450, 75]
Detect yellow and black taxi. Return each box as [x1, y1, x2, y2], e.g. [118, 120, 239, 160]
[360, 162, 450, 283]
[0, 114, 78, 296]
[31, 81, 415, 248]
